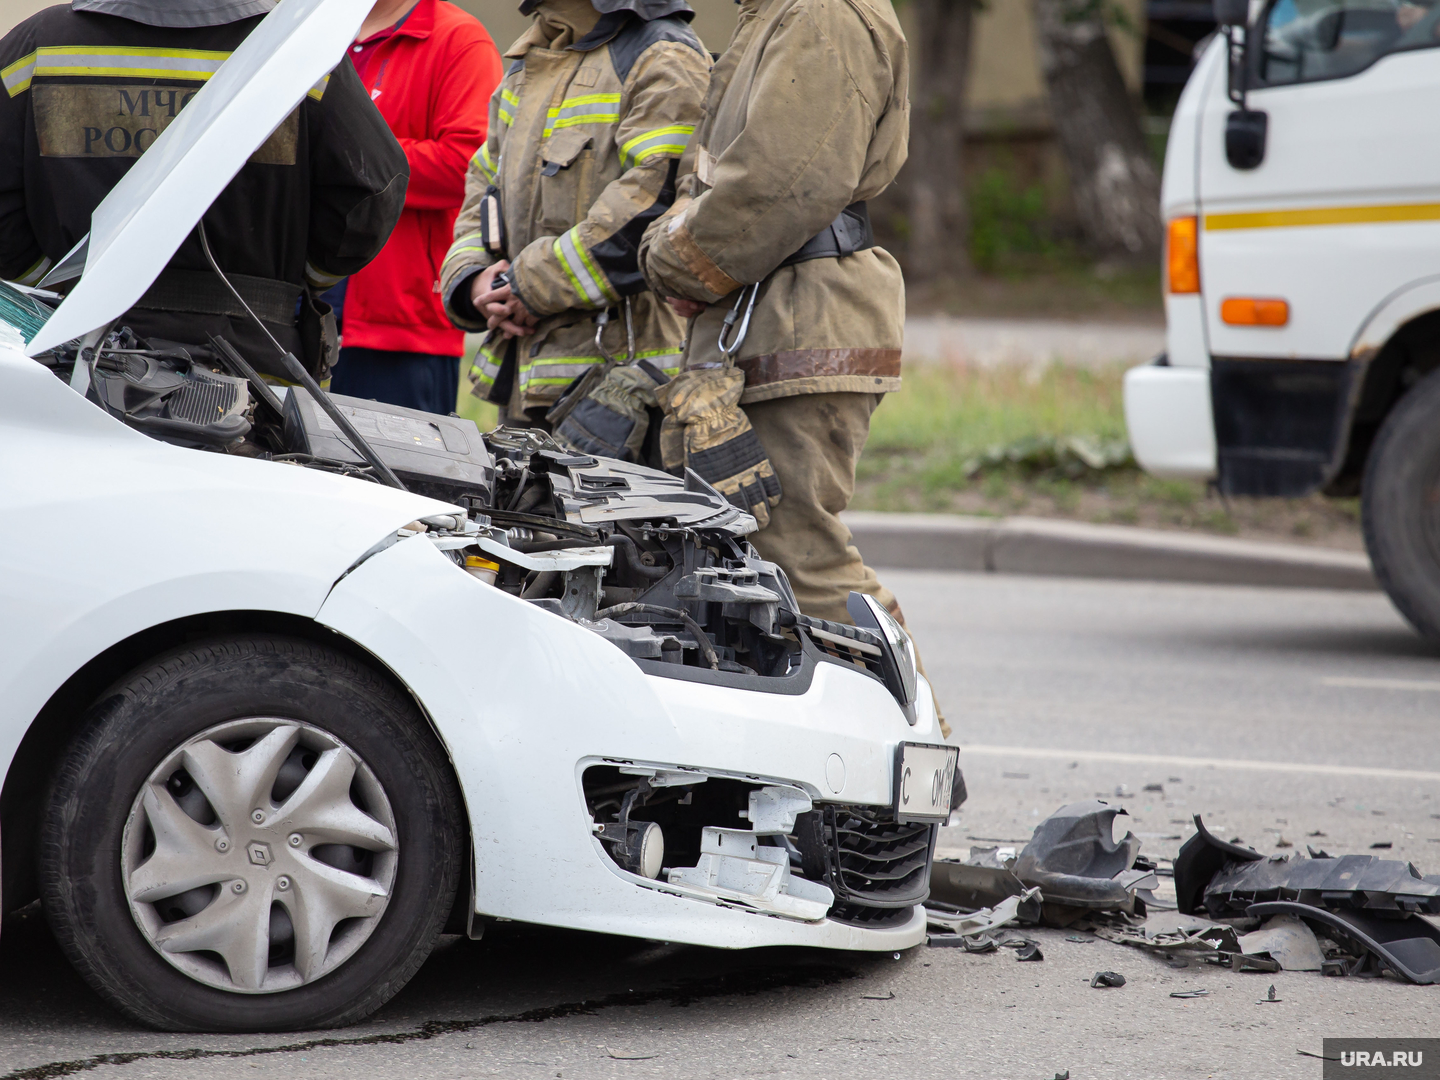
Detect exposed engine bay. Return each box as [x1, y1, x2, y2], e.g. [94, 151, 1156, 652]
[32, 318, 919, 704]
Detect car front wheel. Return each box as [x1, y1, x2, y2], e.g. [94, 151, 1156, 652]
[41, 636, 464, 1031]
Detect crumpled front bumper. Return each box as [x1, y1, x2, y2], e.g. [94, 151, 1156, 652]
[317, 534, 943, 951]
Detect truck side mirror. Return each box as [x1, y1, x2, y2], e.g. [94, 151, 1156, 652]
[1213, 0, 1249, 25]
[1226, 109, 1268, 169]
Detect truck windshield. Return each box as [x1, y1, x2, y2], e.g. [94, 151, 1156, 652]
[1262, 0, 1440, 82]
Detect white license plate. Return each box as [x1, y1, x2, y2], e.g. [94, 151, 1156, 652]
[894, 742, 960, 823]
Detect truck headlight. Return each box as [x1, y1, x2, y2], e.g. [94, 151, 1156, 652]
[849, 592, 918, 708]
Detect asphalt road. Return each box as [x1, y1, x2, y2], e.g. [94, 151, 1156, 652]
[3, 571, 1439, 1080]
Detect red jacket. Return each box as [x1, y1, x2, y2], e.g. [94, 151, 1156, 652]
[342, 0, 501, 356]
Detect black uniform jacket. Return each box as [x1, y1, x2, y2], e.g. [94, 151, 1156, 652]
[0, 3, 408, 377]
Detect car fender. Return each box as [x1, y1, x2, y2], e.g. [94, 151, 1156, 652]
[0, 348, 449, 777]
[316, 535, 931, 949]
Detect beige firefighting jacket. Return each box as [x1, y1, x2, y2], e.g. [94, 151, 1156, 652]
[638, 0, 909, 404]
[440, 12, 709, 411]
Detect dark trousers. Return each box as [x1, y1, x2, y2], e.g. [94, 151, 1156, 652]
[330, 346, 461, 416]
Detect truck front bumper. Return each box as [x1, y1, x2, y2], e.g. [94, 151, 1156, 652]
[1124, 358, 1218, 481]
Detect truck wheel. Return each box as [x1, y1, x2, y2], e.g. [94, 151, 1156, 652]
[1362, 367, 1440, 641]
[40, 636, 464, 1031]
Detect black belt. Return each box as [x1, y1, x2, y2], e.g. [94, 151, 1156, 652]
[779, 201, 874, 268]
[133, 268, 301, 326]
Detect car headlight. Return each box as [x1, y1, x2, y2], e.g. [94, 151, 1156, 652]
[848, 592, 918, 709]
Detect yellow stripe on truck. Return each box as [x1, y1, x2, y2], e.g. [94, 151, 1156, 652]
[1205, 202, 1440, 231]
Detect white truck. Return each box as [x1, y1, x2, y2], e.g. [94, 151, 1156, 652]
[1124, 0, 1440, 638]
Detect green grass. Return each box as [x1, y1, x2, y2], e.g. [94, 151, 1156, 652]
[863, 362, 1128, 462]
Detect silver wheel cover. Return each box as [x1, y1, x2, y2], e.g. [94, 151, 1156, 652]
[121, 718, 398, 994]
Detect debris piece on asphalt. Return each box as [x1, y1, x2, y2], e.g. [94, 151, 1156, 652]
[861, 991, 895, 1000]
[1172, 816, 1265, 915]
[1135, 887, 1178, 911]
[1014, 801, 1158, 925]
[1176, 815, 1440, 919]
[1246, 900, 1440, 984]
[1065, 935, 1093, 943]
[926, 930, 1003, 953]
[1233, 952, 1283, 973]
[1238, 915, 1325, 971]
[1054, 1072, 1071, 1079]
[1090, 971, 1126, 988]
[1144, 783, 1165, 793]
[927, 858, 1042, 915]
[607, 1050, 657, 1060]
[1256, 984, 1280, 1003]
[1015, 942, 1044, 961]
[1371, 842, 1393, 849]
[924, 887, 1043, 938]
[1307, 830, 1326, 838]
[1275, 836, 1293, 849]
[1169, 988, 1210, 998]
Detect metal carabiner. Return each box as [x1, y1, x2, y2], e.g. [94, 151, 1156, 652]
[717, 283, 759, 360]
[593, 306, 616, 363]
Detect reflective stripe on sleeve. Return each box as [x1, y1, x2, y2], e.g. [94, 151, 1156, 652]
[2, 51, 36, 97]
[474, 142, 498, 184]
[618, 124, 694, 169]
[307, 73, 328, 101]
[8, 253, 52, 287]
[498, 86, 519, 126]
[543, 92, 620, 136]
[553, 227, 618, 308]
[470, 337, 504, 389]
[305, 261, 343, 290]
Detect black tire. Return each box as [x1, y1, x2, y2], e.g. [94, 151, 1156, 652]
[40, 635, 464, 1032]
[1363, 366, 1440, 641]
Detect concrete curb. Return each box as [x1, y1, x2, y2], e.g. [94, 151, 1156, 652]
[841, 511, 1378, 591]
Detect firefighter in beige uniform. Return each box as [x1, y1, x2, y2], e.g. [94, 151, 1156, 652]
[439, 0, 708, 457]
[637, 0, 946, 730]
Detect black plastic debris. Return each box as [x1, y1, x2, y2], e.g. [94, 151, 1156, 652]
[1169, 988, 1209, 998]
[1173, 816, 1263, 915]
[1372, 842, 1393, 849]
[1176, 815, 1440, 919]
[1248, 901, 1440, 985]
[1090, 970, 1126, 988]
[1016, 942, 1044, 962]
[930, 860, 1043, 925]
[1014, 801, 1158, 924]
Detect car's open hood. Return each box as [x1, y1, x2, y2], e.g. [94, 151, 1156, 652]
[26, 0, 372, 357]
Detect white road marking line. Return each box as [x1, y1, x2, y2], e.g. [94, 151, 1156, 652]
[1321, 676, 1440, 692]
[957, 744, 1440, 783]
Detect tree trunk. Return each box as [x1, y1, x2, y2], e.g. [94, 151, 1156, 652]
[1032, 0, 1163, 260]
[901, 0, 976, 279]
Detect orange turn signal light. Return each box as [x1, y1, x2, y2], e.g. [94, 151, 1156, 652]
[1220, 297, 1289, 326]
[1166, 216, 1200, 294]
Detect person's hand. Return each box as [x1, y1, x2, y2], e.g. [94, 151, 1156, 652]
[667, 297, 708, 319]
[471, 260, 537, 337]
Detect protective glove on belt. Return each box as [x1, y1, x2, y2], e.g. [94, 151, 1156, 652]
[552, 358, 669, 463]
[654, 365, 782, 527]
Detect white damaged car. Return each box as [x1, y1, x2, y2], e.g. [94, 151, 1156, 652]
[0, 0, 958, 1033]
